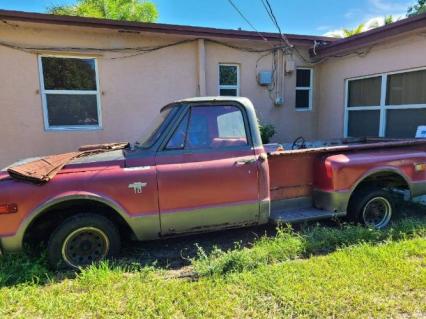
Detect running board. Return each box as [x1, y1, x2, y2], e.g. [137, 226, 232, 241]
[270, 207, 346, 224]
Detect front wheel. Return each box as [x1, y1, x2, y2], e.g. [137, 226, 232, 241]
[47, 214, 121, 269]
[348, 188, 395, 229]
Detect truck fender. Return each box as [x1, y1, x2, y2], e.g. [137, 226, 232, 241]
[8, 191, 136, 251]
[348, 166, 412, 199]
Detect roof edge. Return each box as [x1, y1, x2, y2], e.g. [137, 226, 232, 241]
[0, 9, 336, 45]
[312, 12, 426, 59]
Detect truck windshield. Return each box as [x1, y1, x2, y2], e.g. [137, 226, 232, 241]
[135, 106, 178, 149]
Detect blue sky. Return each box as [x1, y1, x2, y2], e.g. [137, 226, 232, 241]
[0, 0, 415, 35]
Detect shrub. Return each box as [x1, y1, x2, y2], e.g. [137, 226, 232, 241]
[259, 123, 276, 144]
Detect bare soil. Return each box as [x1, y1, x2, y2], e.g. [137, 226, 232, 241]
[119, 201, 424, 271]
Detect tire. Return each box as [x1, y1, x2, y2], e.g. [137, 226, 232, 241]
[348, 188, 395, 229]
[47, 213, 121, 269]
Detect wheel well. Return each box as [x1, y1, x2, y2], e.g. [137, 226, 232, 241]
[351, 171, 410, 198]
[23, 199, 136, 247]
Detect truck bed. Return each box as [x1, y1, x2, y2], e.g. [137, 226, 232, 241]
[268, 138, 426, 202]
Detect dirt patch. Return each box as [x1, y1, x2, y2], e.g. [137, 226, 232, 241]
[118, 201, 424, 271]
[120, 224, 277, 270]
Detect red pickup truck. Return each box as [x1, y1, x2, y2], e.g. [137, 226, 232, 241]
[0, 97, 425, 268]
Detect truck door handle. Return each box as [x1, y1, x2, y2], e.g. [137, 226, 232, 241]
[234, 158, 257, 166]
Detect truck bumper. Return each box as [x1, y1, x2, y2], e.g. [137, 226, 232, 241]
[313, 189, 351, 214]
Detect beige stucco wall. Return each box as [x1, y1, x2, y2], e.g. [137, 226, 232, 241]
[0, 21, 318, 167]
[316, 30, 426, 139]
[205, 41, 319, 145]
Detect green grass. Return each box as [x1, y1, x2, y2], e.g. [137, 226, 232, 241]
[0, 218, 425, 318]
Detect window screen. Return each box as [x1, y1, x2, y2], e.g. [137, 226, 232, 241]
[348, 76, 381, 107]
[296, 69, 311, 87]
[295, 68, 312, 110]
[347, 110, 380, 137]
[296, 90, 310, 109]
[46, 95, 99, 126]
[386, 109, 426, 138]
[386, 69, 426, 105]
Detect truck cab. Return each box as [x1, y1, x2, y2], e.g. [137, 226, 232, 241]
[0, 97, 425, 269]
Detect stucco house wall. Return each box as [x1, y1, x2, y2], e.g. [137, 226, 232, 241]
[316, 30, 426, 139]
[1, 11, 426, 168]
[0, 20, 319, 167]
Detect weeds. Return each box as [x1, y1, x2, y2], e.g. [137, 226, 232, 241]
[192, 217, 426, 276]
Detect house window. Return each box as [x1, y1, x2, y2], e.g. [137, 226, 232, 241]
[219, 64, 240, 96]
[38, 56, 101, 130]
[295, 68, 313, 111]
[345, 68, 426, 138]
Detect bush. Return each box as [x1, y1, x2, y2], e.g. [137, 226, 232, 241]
[259, 123, 276, 144]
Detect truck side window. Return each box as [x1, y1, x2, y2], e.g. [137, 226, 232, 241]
[187, 106, 248, 149]
[165, 112, 190, 150]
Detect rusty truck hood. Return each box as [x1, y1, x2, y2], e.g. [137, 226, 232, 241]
[5, 147, 127, 183]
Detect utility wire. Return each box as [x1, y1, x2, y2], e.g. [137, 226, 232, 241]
[260, 0, 293, 48]
[0, 38, 289, 60]
[259, 0, 320, 65]
[227, 0, 274, 47]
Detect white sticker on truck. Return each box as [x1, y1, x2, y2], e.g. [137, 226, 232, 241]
[416, 126, 426, 138]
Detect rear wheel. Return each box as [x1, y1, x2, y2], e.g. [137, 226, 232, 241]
[47, 214, 120, 269]
[348, 188, 395, 229]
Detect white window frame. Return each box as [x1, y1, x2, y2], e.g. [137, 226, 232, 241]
[38, 54, 102, 131]
[295, 67, 313, 112]
[218, 63, 240, 96]
[344, 66, 426, 138]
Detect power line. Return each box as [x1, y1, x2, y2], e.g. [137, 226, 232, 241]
[227, 0, 273, 47]
[260, 0, 293, 48]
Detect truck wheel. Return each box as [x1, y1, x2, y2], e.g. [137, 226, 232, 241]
[47, 214, 120, 269]
[348, 188, 394, 229]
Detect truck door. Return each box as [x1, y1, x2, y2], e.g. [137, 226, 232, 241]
[156, 104, 260, 235]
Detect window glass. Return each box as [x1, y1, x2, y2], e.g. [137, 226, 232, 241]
[46, 94, 98, 127]
[219, 64, 239, 96]
[386, 109, 426, 138]
[40, 56, 100, 129]
[295, 68, 313, 110]
[347, 110, 380, 137]
[183, 106, 248, 150]
[219, 88, 238, 96]
[219, 65, 238, 85]
[42, 57, 97, 90]
[296, 69, 311, 87]
[386, 69, 426, 105]
[295, 90, 310, 109]
[138, 107, 176, 148]
[217, 110, 246, 138]
[348, 76, 381, 107]
[166, 112, 190, 149]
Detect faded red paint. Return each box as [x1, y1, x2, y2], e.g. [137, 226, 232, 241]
[0, 156, 159, 236]
[1, 140, 426, 238]
[314, 146, 426, 192]
[156, 149, 259, 213]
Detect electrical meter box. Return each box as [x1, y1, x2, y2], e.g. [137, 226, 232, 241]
[258, 71, 272, 86]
